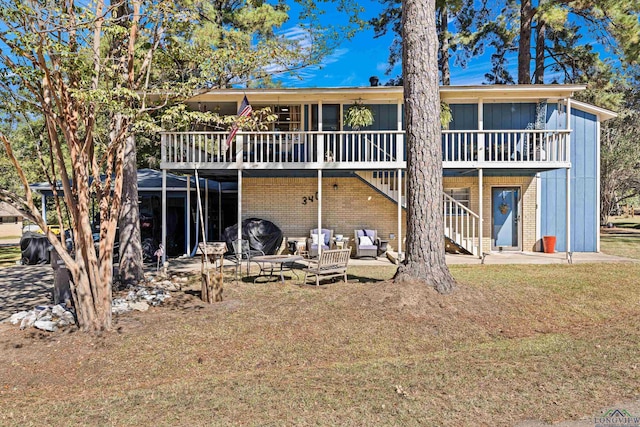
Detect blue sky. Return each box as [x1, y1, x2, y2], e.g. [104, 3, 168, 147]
[276, 0, 494, 88]
[273, 0, 620, 88]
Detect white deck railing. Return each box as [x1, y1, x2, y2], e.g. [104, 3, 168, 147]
[442, 129, 570, 164]
[161, 129, 570, 169]
[356, 171, 479, 255]
[443, 193, 480, 256]
[161, 130, 405, 168]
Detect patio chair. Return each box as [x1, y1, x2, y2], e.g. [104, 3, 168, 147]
[354, 229, 380, 258]
[225, 239, 265, 278]
[306, 228, 334, 258]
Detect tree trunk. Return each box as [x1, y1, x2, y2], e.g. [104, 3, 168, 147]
[395, 0, 455, 293]
[518, 0, 533, 84]
[534, 20, 546, 84]
[438, 8, 451, 85]
[118, 131, 144, 284]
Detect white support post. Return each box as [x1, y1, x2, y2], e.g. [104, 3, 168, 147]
[41, 195, 47, 225]
[566, 98, 572, 259]
[566, 167, 571, 257]
[397, 168, 403, 259]
[397, 102, 404, 164]
[478, 168, 483, 258]
[186, 174, 191, 256]
[236, 135, 244, 167]
[317, 169, 322, 255]
[317, 101, 324, 163]
[237, 169, 242, 249]
[596, 119, 601, 252]
[194, 170, 208, 263]
[218, 182, 222, 240]
[162, 169, 167, 264]
[478, 98, 484, 160]
[205, 178, 209, 241]
[536, 172, 542, 252]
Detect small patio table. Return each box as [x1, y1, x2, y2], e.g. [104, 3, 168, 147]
[252, 255, 304, 284]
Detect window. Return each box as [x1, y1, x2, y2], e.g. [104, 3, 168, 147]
[444, 187, 470, 215]
[257, 105, 301, 131]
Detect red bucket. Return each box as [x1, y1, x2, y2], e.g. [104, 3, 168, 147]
[542, 236, 556, 253]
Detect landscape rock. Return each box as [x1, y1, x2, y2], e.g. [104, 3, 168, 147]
[20, 313, 37, 330]
[129, 301, 149, 312]
[34, 320, 58, 332]
[9, 311, 29, 325]
[36, 307, 51, 319]
[51, 305, 67, 317]
[111, 299, 131, 315]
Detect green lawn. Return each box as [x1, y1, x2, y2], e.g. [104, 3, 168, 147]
[600, 235, 640, 259]
[600, 215, 640, 260]
[1, 262, 639, 426]
[0, 245, 20, 268]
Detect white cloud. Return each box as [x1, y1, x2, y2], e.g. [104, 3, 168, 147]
[376, 62, 388, 73]
[271, 25, 351, 85]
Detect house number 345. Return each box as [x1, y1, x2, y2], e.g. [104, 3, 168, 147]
[302, 192, 319, 205]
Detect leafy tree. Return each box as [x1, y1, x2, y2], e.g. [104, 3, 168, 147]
[394, 0, 455, 293]
[0, 0, 362, 330]
[491, 0, 640, 84]
[599, 84, 640, 223]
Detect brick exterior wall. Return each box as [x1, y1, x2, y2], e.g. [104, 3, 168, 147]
[443, 175, 537, 252]
[243, 177, 406, 252]
[242, 175, 537, 255]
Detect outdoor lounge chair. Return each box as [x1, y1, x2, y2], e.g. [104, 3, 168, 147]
[354, 229, 380, 258]
[306, 228, 334, 258]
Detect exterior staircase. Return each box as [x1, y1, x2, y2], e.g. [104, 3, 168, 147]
[356, 171, 480, 256]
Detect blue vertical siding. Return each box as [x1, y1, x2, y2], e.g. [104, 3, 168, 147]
[342, 104, 398, 130]
[540, 107, 598, 252]
[484, 103, 536, 129]
[449, 104, 477, 130]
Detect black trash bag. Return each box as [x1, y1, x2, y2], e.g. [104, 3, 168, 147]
[20, 232, 51, 265]
[222, 218, 283, 255]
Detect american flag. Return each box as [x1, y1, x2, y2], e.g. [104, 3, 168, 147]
[225, 95, 252, 148]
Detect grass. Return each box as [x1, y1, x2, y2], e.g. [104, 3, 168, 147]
[600, 235, 640, 259]
[600, 215, 640, 260]
[0, 245, 20, 268]
[604, 215, 640, 229]
[1, 262, 639, 426]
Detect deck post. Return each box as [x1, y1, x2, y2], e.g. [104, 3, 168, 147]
[478, 168, 483, 257]
[317, 101, 324, 164]
[397, 168, 403, 260]
[596, 118, 601, 252]
[41, 194, 47, 225]
[396, 102, 404, 164]
[237, 169, 242, 252]
[162, 169, 167, 264]
[186, 174, 191, 256]
[566, 98, 572, 259]
[218, 182, 222, 240]
[205, 177, 209, 241]
[318, 169, 322, 255]
[478, 98, 485, 160]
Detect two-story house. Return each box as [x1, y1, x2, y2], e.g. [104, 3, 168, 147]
[159, 85, 615, 259]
